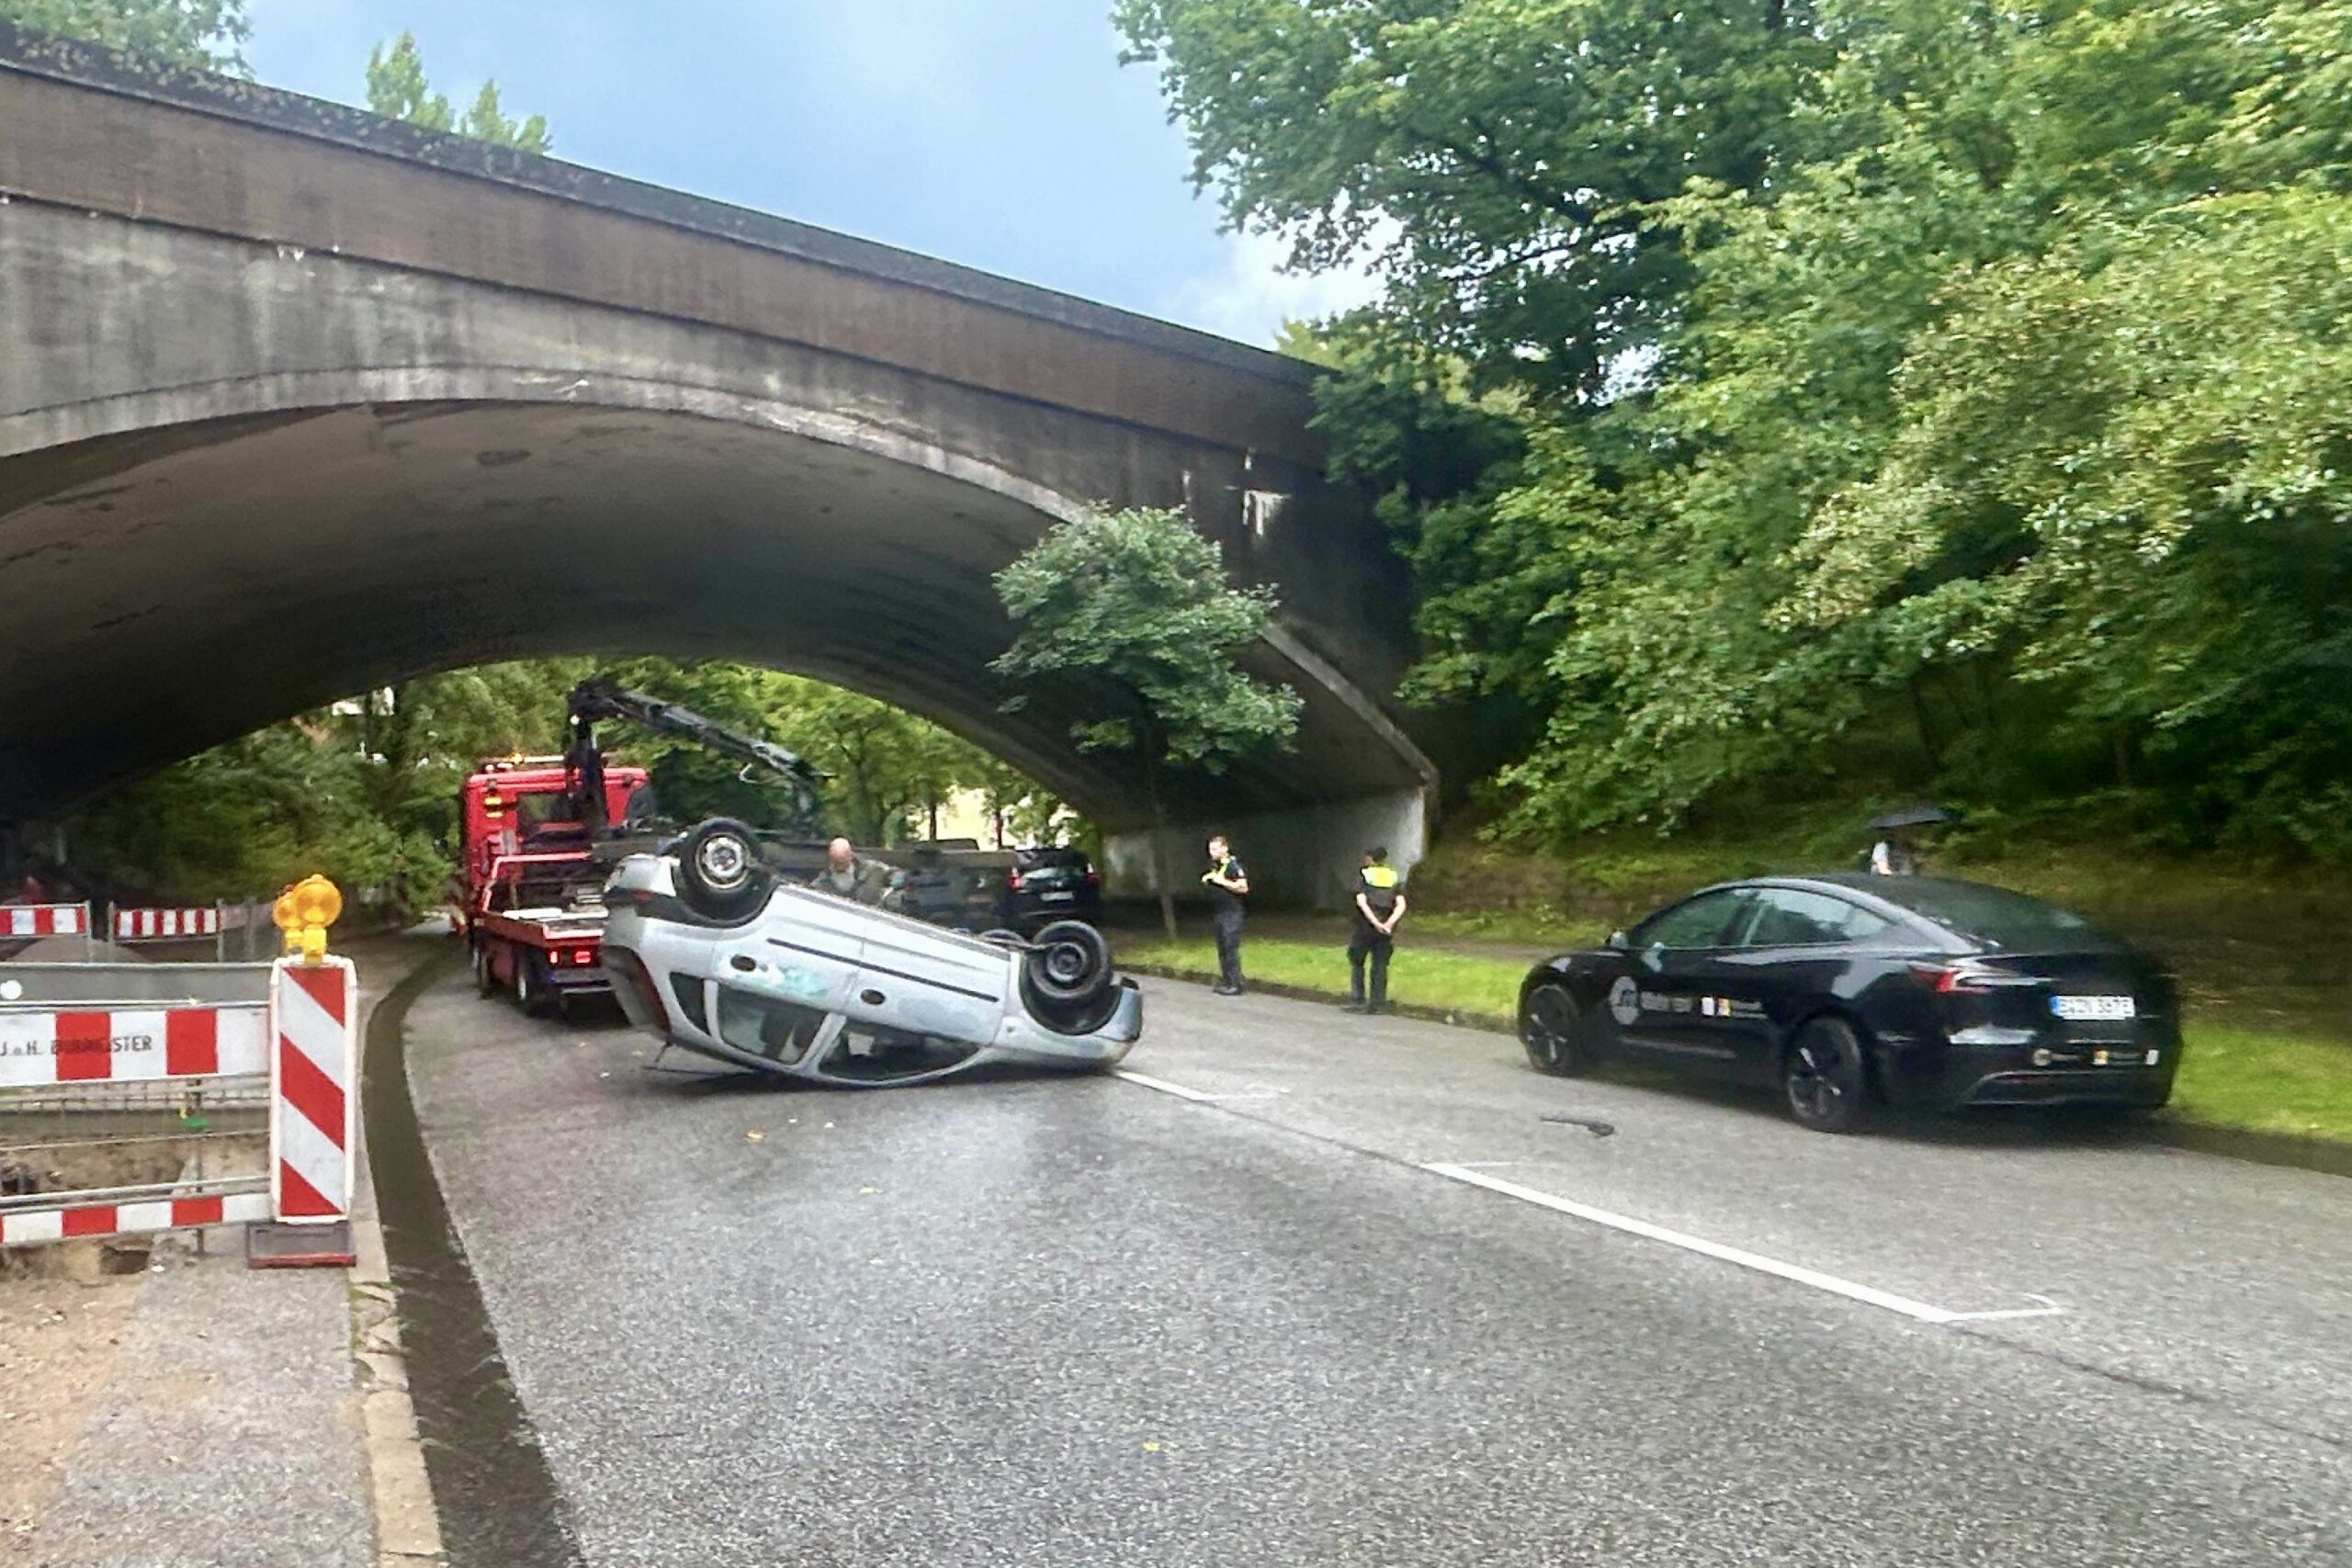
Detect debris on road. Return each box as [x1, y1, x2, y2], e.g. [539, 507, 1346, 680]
[1541, 1112, 1617, 1137]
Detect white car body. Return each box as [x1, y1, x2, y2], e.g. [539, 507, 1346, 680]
[599, 850, 1142, 1086]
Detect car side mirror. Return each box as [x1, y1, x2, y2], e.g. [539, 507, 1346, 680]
[1606, 930, 1630, 952]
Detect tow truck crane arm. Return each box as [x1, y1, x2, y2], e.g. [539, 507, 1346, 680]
[564, 678, 826, 836]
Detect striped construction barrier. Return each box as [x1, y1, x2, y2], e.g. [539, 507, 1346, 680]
[0, 1190, 270, 1247]
[268, 956, 356, 1225]
[2, 902, 88, 939]
[112, 905, 223, 942]
[0, 1002, 269, 1086]
[0, 956, 358, 1257]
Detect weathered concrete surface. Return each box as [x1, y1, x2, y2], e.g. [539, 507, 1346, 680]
[1104, 784, 1429, 911]
[0, 28, 1438, 897]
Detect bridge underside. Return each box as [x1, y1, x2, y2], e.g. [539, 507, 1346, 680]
[0, 32, 1438, 904]
[2, 400, 1401, 836]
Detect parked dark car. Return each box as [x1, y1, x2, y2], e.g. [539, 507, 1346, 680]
[999, 847, 1102, 931]
[1517, 875, 2181, 1133]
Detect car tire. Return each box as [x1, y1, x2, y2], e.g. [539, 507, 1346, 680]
[515, 953, 552, 1019]
[1521, 984, 1590, 1077]
[1024, 921, 1114, 1006]
[674, 818, 772, 922]
[471, 940, 496, 998]
[1783, 1016, 1871, 1134]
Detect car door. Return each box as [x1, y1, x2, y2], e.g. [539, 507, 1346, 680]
[1616, 889, 1758, 1067]
[1710, 887, 1894, 1081]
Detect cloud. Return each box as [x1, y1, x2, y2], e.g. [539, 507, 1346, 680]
[1159, 226, 1390, 347]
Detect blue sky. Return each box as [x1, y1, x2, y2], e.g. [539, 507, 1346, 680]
[242, 0, 1377, 344]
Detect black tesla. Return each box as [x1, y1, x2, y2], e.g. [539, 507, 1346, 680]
[1517, 875, 2181, 1133]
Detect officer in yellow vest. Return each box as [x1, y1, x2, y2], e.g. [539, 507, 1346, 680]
[1344, 847, 1407, 1015]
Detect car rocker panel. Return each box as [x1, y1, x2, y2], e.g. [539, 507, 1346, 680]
[602, 844, 1140, 1088]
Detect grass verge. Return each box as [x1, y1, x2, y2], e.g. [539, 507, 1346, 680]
[1116, 937, 1523, 1021]
[1114, 936, 2352, 1149]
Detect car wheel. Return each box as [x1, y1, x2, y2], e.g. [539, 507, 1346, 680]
[674, 818, 772, 922]
[1521, 985, 1590, 1077]
[1025, 921, 1113, 1005]
[1783, 1017, 1871, 1133]
[471, 940, 496, 998]
[515, 954, 552, 1019]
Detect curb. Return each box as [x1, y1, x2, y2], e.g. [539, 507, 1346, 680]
[1122, 963, 2352, 1181]
[347, 945, 448, 1568]
[351, 1220, 445, 1567]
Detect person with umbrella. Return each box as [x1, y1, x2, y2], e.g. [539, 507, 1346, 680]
[1867, 805, 1952, 875]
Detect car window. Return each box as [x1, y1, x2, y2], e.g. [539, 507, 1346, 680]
[1863, 878, 2120, 952]
[1737, 887, 1890, 947]
[514, 790, 571, 825]
[1634, 890, 1748, 950]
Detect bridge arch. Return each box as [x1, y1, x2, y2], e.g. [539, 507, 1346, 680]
[0, 28, 1436, 900]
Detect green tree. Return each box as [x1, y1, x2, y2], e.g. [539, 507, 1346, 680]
[1117, 0, 1824, 400]
[366, 29, 551, 152]
[992, 506, 1300, 934]
[0, 0, 247, 71]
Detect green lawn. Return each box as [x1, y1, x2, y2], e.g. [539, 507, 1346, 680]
[2171, 1026, 2352, 1143]
[1114, 935, 2352, 1147]
[1115, 937, 1523, 1021]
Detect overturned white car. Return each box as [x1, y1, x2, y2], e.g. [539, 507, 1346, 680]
[600, 819, 1142, 1086]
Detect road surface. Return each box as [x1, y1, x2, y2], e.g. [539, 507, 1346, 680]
[401, 953, 2352, 1566]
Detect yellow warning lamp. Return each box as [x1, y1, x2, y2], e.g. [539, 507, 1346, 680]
[273, 874, 344, 964]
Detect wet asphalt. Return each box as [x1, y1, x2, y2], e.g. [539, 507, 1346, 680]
[401, 955, 2352, 1567]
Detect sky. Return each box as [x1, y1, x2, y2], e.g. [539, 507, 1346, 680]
[241, 0, 1381, 346]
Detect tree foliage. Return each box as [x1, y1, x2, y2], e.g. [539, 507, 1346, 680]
[0, 0, 246, 71]
[365, 29, 551, 152]
[993, 505, 1300, 931]
[1130, 0, 2352, 856]
[992, 507, 1302, 771]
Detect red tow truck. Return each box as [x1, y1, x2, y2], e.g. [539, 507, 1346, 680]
[457, 755, 649, 1017]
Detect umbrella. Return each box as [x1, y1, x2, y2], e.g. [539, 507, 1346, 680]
[1869, 804, 1955, 830]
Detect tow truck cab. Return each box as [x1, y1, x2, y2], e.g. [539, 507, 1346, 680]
[457, 757, 650, 1015]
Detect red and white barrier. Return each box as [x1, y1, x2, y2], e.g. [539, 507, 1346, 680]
[2, 902, 88, 939]
[112, 905, 222, 942]
[0, 957, 358, 1256]
[0, 1004, 269, 1088]
[268, 956, 356, 1224]
[0, 1191, 269, 1247]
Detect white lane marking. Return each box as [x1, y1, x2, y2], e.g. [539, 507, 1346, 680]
[1939, 1295, 2069, 1324]
[1422, 1163, 2065, 1327]
[1113, 1069, 1218, 1102]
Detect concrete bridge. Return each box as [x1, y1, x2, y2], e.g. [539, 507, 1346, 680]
[0, 28, 1435, 905]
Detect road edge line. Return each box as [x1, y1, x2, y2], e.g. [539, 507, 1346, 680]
[1420, 1161, 1964, 1325]
[1113, 1068, 1218, 1101]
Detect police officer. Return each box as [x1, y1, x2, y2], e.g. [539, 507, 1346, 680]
[1343, 847, 1406, 1014]
[1202, 834, 1249, 996]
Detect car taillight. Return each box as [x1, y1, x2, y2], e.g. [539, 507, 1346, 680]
[1007, 872, 1024, 890]
[1086, 870, 1100, 886]
[570, 948, 595, 966]
[1912, 963, 1992, 995]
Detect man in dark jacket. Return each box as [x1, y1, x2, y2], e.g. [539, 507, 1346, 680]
[808, 837, 897, 908]
[1343, 847, 1406, 1014]
[1202, 834, 1249, 996]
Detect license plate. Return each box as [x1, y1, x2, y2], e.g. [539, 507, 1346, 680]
[2051, 994, 2135, 1021]
[1041, 891, 1075, 902]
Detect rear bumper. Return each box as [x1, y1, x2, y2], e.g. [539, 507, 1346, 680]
[549, 965, 611, 995]
[1878, 1037, 2178, 1111]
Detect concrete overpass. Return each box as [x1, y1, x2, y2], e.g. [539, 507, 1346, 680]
[0, 27, 1436, 905]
